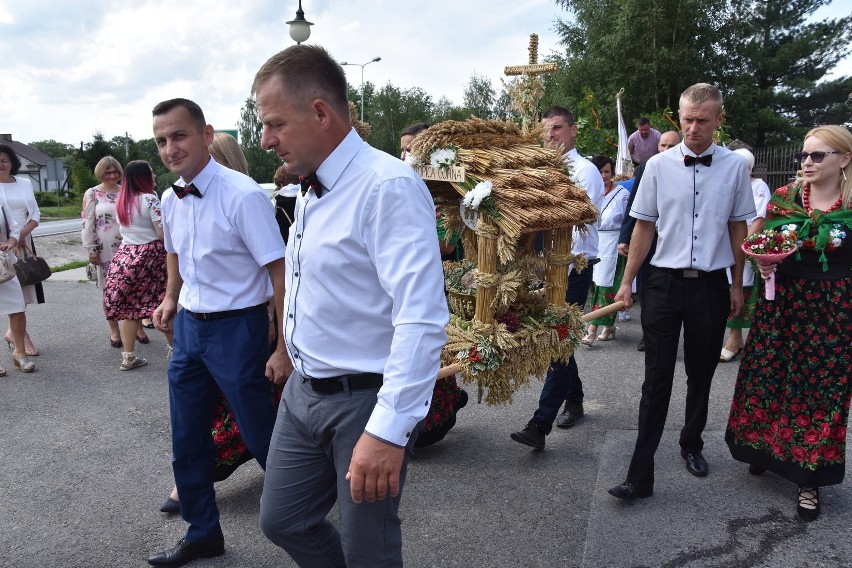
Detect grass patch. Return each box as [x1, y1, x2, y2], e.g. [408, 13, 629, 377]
[40, 205, 82, 221]
[51, 260, 88, 272]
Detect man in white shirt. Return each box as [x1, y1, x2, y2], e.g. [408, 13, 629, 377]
[148, 98, 289, 567]
[608, 83, 755, 501]
[510, 106, 604, 450]
[253, 45, 448, 568]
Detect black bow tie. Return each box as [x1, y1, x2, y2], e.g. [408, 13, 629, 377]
[684, 154, 712, 167]
[172, 183, 203, 199]
[300, 173, 323, 198]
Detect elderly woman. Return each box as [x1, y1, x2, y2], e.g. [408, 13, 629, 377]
[725, 125, 852, 521]
[0, 197, 35, 373]
[583, 155, 630, 345]
[719, 148, 770, 361]
[82, 156, 149, 347]
[103, 161, 166, 371]
[0, 144, 42, 356]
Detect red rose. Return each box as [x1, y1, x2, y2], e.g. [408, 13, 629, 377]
[821, 423, 831, 439]
[770, 421, 780, 433]
[773, 442, 785, 457]
[778, 428, 794, 442]
[737, 414, 751, 426]
[791, 446, 807, 462]
[232, 422, 241, 436]
[812, 409, 826, 420]
[823, 445, 841, 461]
[213, 430, 231, 445]
[213, 417, 225, 430]
[236, 442, 247, 454]
[831, 426, 847, 441]
[219, 447, 235, 462]
[795, 415, 811, 428]
[810, 449, 819, 464]
[748, 395, 760, 406]
[769, 402, 781, 412]
[761, 430, 774, 444]
[753, 408, 769, 422]
[745, 430, 759, 443]
[804, 429, 820, 445]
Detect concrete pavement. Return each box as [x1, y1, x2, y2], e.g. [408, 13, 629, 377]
[0, 279, 849, 567]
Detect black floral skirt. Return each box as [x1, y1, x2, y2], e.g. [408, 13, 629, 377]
[725, 273, 851, 486]
[103, 241, 166, 320]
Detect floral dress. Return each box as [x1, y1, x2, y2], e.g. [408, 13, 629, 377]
[81, 188, 122, 288]
[725, 182, 852, 486]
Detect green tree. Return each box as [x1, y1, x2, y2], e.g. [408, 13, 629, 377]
[28, 140, 75, 160]
[462, 72, 496, 118]
[82, 132, 118, 171]
[715, 0, 852, 145]
[237, 97, 282, 183]
[432, 96, 470, 123]
[367, 83, 434, 155]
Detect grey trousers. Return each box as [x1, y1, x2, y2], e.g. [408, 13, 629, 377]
[260, 370, 417, 567]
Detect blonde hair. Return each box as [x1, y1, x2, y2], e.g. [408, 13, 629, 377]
[679, 83, 723, 114]
[94, 156, 123, 182]
[802, 125, 852, 209]
[210, 133, 249, 175]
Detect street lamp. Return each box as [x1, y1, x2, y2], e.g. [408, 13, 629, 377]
[287, 0, 313, 44]
[340, 57, 382, 121]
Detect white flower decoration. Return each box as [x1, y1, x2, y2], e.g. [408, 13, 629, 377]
[404, 153, 421, 167]
[463, 180, 493, 210]
[430, 148, 457, 169]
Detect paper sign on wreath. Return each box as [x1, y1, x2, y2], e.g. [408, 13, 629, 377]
[413, 165, 466, 183]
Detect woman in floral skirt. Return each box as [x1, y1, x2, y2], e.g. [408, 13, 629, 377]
[725, 125, 852, 521]
[103, 160, 168, 371]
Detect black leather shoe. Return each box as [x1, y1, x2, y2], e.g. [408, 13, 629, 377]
[159, 496, 180, 514]
[555, 406, 584, 428]
[748, 463, 766, 476]
[636, 337, 646, 351]
[681, 451, 709, 477]
[608, 481, 653, 500]
[510, 421, 545, 450]
[148, 537, 224, 567]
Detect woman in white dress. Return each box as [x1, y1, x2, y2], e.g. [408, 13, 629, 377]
[0, 195, 35, 374]
[0, 144, 41, 357]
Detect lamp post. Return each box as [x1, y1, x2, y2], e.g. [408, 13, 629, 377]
[287, 0, 313, 44]
[340, 57, 382, 121]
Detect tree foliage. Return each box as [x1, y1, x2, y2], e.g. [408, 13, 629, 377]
[463, 73, 496, 118]
[237, 97, 282, 183]
[29, 140, 76, 160]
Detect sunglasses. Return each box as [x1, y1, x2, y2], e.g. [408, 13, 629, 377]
[794, 151, 840, 164]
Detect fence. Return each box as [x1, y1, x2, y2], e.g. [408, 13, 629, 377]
[753, 143, 800, 191]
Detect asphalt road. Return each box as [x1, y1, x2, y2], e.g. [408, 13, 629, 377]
[1, 278, 849, 567]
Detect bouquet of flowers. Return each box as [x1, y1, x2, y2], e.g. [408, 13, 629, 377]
[741, 228, 798, 300]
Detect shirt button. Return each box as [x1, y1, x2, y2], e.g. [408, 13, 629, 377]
[294, 272, 299, 277]
[296, 234, 301, 239]
[288, 313, 293, 319]
[694, 236, 698, 240]
[694, 214, 698, 218]
[293, 353, 300, 359]
[405, 432, 411, 438]
[693, 258, 697, 262]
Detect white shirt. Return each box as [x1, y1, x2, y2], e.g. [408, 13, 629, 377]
[565, 149, 604, 261]
[284, 128, 449, 447]
[749, 177, 770, 227]
[161, 158, 285, 312]
[120, 193, 162, 245]
[630, 142, 755, 271]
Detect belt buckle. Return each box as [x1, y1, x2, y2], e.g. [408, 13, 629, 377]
[683, 269, 699, 278]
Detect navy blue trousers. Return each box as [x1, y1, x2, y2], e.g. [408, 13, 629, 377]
[168, 308, 277, 542]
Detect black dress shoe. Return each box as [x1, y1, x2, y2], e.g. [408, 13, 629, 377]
[555, 407, 584, 429]
[636, 336, 646, 351]
[681, 451, 709, 477]
[748, 463, 766, 476]
[159, 496, 180, 514]
[148, 537, 224, 567]
[510, 421, 545, 450]
[608, 481, 653, 500]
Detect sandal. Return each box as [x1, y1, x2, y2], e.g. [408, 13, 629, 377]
[142, 319, 155, 329]
[719, 346, 743, 362]
[110, 337, 123, 348]
[5, 335, 39, 356]
[797, 487, 820, 521]
[120, 352, 148, 371]
[0, 367, 6, 377]
[136, 333, 150, 345]
[597, 327, 617, 341]
[581, 332, 597, 346]
[12, 353, 35, 373]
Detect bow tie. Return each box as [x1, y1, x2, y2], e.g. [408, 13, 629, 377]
[300, 173, 323, 198]
[172, 183, 203, 199]
[684, 154, 712, 167]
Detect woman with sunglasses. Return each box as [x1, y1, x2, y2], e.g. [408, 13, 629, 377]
[725, 125, 852, 521]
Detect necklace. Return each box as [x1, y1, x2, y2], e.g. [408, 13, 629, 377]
[802, 183, 842, 214]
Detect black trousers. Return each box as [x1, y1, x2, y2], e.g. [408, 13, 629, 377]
[626, 267, 729, 485]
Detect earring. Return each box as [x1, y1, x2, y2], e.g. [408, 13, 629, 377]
[843, 169, 848, 182]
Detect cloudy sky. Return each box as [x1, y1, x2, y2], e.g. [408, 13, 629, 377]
[2, 0, 564, 145]
[3, 1, 848, 147]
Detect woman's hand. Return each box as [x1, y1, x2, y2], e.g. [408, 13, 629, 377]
[0, 238, 16, 252]
[756, 259, 777, 279]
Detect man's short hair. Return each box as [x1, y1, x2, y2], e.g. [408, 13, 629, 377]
[401, 122, 430, 137]
[542, 106, 575, 125]
[679, 83, 723, 113]
[637, 117, 651, 127]
[152, 98, 207, 132]
[253, 45, 350, 119]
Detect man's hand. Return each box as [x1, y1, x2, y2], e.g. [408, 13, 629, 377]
[614, 282, 634, 310]
[346, 433, 405, 504]
[617, 243, 629, 257]
[729, 286, 744, 318]
[265, 347, 293, 386]
[153, 298, 177, 334]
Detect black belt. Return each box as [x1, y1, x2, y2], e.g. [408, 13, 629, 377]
[306, 373, 384, 394]
[654, 267, 725, 279]
[184, 302, 268, 321]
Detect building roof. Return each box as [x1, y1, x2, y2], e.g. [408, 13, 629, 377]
[0, 134, 52, 167]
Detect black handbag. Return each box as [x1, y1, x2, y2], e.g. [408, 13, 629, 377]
[14, 244, 52, 286]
